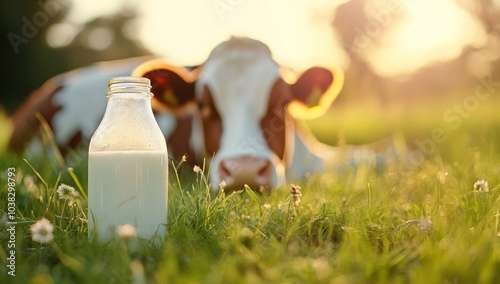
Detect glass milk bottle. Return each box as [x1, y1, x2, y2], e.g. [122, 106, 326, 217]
[88, 76, 168, 241]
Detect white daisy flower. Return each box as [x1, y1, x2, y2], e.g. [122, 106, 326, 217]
[473, 180, 489, 193]
[57, 183, 79, 200]
[116, 224, 137, 240]
[31, 218, 54, 244]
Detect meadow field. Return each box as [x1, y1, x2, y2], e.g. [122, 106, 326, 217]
[0, 96, 499, 283]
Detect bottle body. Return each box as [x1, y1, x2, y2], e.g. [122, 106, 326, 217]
[88, 77, 168, 241]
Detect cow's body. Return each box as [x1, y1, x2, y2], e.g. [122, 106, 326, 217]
[10, 37, 394, 191]
[9, 57, 150, 151]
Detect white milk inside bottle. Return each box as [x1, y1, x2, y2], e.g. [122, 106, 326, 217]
[88, 151, 168, 240]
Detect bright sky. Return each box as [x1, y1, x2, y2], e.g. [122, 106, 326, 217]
[62, 0, 487, 76]
[65, 0, 131, 24]
[137, 0, 350, 69]
[364, 0, 487, 77]
[63, 0, 348, 69]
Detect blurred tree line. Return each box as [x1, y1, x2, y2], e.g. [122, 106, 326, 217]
[0, 0, 150, 114]
[332, 0, 500, 108]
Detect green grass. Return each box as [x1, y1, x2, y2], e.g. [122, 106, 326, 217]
[1, 114, 500, 283]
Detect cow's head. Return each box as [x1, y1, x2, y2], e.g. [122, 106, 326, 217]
[132, 37, 343, 191]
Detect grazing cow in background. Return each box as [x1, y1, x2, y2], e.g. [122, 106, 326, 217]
[9, 37, 395, 191]
[8, 56, 151, 152]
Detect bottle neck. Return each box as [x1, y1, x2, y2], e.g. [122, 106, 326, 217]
[89, 76, 166, 152]
[104, 77, 154, 118]
[107, 76, 153, 98]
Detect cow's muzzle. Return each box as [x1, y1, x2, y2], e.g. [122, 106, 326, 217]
[219, 156, 273, 191]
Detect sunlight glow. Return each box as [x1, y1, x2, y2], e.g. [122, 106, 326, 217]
[137, 0, 349, 69]
[365, 0, 487, 77]
[63, 0, 488, 76]
[65, 0, 130, 24]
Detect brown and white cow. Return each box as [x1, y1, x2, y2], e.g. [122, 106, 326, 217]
[9, 56, 152, 152]
[9, 37, 392, 191]
[131, 37, 347, 191]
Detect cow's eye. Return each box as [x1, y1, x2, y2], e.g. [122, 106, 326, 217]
[199, 86, 220, 120]
[197, 100, 205, 110]
[198, 100, 220, 119]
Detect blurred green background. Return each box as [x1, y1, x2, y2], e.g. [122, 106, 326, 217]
[1, 0, 499, 152]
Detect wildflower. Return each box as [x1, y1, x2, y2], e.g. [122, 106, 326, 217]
[31, 218, 54, 244]
[473, 180, 489, 193]
[175, 155, 188, 171]
[219, 180, 227, 190]
[193, 165, 202, 174]
[289, 184, 302, 206]
[57, 183, 79, 200]
[193, 165, 210, 187]
[116, 224, 137, 240]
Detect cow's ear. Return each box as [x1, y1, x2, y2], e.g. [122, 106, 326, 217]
[286, 67, 344, 119]
[132, 59, 199, 116]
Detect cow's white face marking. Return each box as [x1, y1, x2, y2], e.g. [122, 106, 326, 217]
[195, 38, 284, 188]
